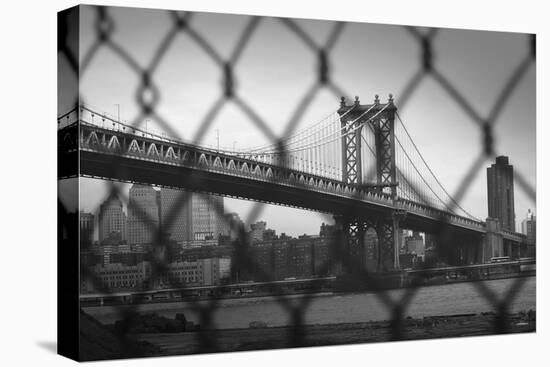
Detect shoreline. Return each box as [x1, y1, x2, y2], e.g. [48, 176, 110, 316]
[133, 311, 536, 356]
[82, 276, 535, 330]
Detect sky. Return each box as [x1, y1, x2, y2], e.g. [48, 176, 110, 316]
[59, 5, 536, 235]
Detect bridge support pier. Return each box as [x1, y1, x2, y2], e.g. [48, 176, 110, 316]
[336, 210, 405, 274]
[482, 218, 504, 263]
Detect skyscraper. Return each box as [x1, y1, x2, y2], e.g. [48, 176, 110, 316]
[159, 188, 191, 243]
[127, 184, 159, 245]
[221, 212, 244, 241]
[190, 194, 224, 241]
[98, 194, 126, 243]
[521, 209, 536, 244]
[159, 188, 224, 244]
[487, 156, 515, 231]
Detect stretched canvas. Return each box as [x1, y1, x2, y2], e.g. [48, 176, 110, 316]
[58, 4, 536, 361]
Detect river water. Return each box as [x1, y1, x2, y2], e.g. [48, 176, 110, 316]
[84, 276, 535, 330]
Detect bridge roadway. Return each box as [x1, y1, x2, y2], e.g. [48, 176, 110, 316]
[58, 120, 502, 238]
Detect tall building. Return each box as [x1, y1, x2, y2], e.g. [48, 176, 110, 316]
[79, 211, 94, 248]
[190, 194, 224, 241]
[221, 212, 244, 241]
[159, 188, 224, 244]
[250, 221, 267, 242]
[159, 188, 191, 243]
[487, 156, 515, 231]
[98, 194, 126, 243]
[521, 209, 536, 244]
[127, 185, 159, 245]
[319, 223, 336, 237]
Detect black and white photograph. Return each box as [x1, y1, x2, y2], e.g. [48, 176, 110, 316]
[3, 0, 548, 366]
[55, 3, 539, 361]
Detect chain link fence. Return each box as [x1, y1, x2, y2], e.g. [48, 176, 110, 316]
[58, 5, 536, 360]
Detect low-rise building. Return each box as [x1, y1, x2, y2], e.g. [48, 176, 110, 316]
[244, 236, 333, 281]
[81, 261, 152, 293]
[82, 257, 232, 293]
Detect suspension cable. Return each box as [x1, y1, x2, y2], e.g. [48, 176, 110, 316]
[246, 104, 359, 153]
[395, 112, 478, 220]
[260, 104, 385, 154]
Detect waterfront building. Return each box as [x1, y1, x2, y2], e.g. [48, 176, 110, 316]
[155, 257, 232, 288]
[521, 209, 536, 245]
[127, 185, 159, 245]
[82, 261, 152, 293]
[245, 237, 333, 281]
[98, 194, 126, 243]
[487, 156, 516, 231]
[82, 256, 231, 293]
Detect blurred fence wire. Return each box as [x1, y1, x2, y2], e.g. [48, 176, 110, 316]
[58, 5, 536, 360]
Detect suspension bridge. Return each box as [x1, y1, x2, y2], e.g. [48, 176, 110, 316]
[58, 95, 528, 272]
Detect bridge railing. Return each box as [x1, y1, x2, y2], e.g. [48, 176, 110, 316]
[396, 197, 486, 231]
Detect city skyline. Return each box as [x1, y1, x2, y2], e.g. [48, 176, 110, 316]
[80, 179, 333, 242]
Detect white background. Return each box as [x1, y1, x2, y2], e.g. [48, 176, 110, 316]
[0, 0, 548, 365]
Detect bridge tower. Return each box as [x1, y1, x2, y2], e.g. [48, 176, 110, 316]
[337, 95, 401, 272]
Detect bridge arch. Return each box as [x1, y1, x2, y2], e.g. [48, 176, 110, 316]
[165, 146, 177, 160]
[127, 139, 141, 153]
[147, 143, 160, 157]
[86, 131, 100, 147]
[198, 153, 208, 166]
[107, 136, 121, 151]
[213, 156, 223, 168]
[181, 150, 190, 163]
[62, 132, 73, 149]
